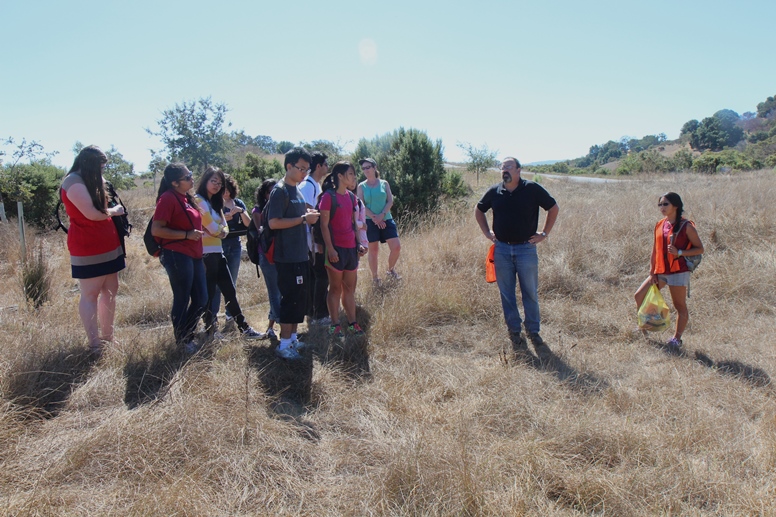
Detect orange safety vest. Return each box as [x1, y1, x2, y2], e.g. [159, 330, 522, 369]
[652, 217, 694, 275]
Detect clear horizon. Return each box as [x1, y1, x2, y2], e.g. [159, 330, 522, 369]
[2, 0, 774, 172]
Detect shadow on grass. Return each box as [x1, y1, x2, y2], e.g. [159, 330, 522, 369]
[644, 337, 772, 389]
[123, 339, 222, 409]
[245, 340, 319, 441]
[694, 351, 772, 388]
[308, 305, 372, 381]
[4, 343, 97, 417]
[502, 341, 609, 395]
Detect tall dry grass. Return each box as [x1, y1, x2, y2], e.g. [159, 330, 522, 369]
[1, 170, 776, 515]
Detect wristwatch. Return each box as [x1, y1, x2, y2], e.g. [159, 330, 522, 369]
[539, 231, 547, 237]
[678, 249, 683, 256]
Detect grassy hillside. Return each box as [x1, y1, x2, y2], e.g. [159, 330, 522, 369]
[1, 169, 776, 515]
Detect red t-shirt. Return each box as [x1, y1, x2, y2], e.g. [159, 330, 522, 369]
[154, 190, 203, 258]
[318, 191, 356, 248]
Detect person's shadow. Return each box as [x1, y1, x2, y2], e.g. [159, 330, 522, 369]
[644, 337, 771, 389]
[5, 343, 97, 417]
[123, 340, 222, 409]
[502, 339, 609, 395]
[694, 351, 771, 388]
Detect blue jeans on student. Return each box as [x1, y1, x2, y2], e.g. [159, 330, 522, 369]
[493, 241, 540, 335]
[160, 249, 207, 345]
[211, 238, 242, 319]
[258, 252, 281, 323]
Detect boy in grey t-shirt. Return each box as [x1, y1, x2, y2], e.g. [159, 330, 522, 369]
[267, 147, 320, 359]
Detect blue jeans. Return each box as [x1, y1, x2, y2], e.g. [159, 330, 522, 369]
[160, 249, 207, 344]
[493, 241, 540, 335]
[258, 252, 281, 323]
[212, 238, 242, 319]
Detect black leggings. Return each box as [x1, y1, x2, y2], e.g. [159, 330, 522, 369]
[203, 253, 247, 332]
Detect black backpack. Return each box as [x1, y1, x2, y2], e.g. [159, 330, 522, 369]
[312, 189, 356, 246]
[258, 181, 290, 264]
[246, 218, 261, 265]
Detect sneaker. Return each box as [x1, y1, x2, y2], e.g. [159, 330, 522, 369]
[348, 323, 365, 336]
[222, 317, 237, 333]
[372, 278, 382, 287]
[265, 328, 277, 340]
[386, 269, 402, 281]
[667, 337, 683, 348]
[211, 330, 225, 341]
[183, 340, 199, 355]
[291, 338, 308, 351]
[275, 344, 302, 360]
[329, 325, 344, 339]
[527, 333, 545, 347]
[241, 327, 265, 340]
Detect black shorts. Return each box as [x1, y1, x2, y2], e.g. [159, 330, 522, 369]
[276, 261, 309, 324]
[366, 218, 399, 243]
[324, 245, 359, 272]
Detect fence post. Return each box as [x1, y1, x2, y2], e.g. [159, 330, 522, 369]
[17, 201, 26, 266]
[0, 202, 6, 223]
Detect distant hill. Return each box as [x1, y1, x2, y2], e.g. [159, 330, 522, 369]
[525, 93, 776, 175]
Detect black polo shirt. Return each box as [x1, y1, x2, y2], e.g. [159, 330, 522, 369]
[477, 179, 556, 243]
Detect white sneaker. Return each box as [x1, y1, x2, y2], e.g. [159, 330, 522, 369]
[241, 327, 265, 340]
[275, 343, 302, 360]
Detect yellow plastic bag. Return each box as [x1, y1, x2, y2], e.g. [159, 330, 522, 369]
[637, 284, 670, 332]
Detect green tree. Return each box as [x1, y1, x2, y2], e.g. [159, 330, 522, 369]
[1, 138, 60, 223]
[146, 97, 233, 172]
[352, 128, 447, 219]
[680, 119, 699, 136]
[299, 139, 348, 163]
[756, 95, 776, 118]
[275, 141, 294, 154]
[457, 142, 497, 185]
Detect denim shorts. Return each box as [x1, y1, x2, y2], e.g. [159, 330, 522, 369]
[366, 218, 399, 243]
[657, 272, 690, 287]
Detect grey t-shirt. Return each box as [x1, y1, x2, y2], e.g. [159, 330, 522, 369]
[267, 181, 308, 263]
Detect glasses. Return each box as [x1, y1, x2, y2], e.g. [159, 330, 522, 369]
[658, 203, 670, 207]
[178, 174, 193, 182]
[361, 165, 373, 170]
[208, 178, 223, 187]
[292, 164, 311, 174]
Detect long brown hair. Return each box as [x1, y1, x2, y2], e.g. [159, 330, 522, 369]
[68, 145, 108, 213]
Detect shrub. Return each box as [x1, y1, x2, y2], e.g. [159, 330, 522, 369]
[228, 153, 283, 190]
[671, 149, 694, 172]
[20, 242, 51, 308]
[615, 150, 673, 175]
[352, 128, 449, 219]
[0, 160, 65, 228]
[441, 168, 469, 199]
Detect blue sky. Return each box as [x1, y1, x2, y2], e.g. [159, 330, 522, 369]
[2, 0, 774, 171]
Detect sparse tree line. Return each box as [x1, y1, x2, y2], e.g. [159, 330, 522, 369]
[1, 97, 468, 228]
[527, 93, 776, 176]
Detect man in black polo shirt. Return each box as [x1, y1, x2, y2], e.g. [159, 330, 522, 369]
[475, 156, 559, 361]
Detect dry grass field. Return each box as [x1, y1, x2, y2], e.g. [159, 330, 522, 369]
[1, 169, 776, 515]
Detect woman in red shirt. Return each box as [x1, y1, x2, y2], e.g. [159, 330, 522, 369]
[61, 145, 126, 357]
[634, 192, 704, 348]
[151, 163, 206, 354]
